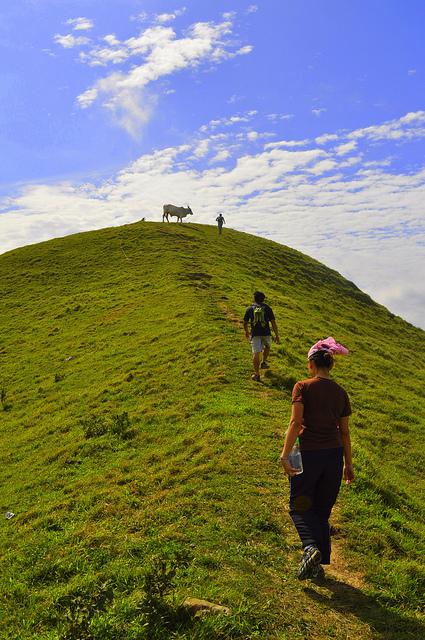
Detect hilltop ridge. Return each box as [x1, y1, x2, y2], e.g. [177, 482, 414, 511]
[0, 222, 424, 639]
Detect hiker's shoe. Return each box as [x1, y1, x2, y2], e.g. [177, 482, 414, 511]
[251, 373, 261, 382]
[260, 361, 269, 369]
[297, 545, 322, 580]
[311, 564, 325, 581]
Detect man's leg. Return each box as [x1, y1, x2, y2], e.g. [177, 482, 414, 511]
[260, 336, 271, 368]
[253, 351, 261, 376]
[251, 337, 261, 379]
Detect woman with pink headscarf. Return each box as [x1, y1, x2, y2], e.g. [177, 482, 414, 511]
[280, 337, 354, 580]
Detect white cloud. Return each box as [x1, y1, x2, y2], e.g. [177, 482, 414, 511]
[247, 5, 258, 13]
[228, 94, 243, 103]
[267, 113, 294, 121]
[73, 17, 253, 136]
[339, 155, 362, 168]
[364, 158, 392, 168]
[315, 133, 338, 145]
[156, 13, 177, 24]
[408, 69, 417, 76]
[193, 139, 210, 158]
[155, 8, 186, 24]
[107, 89, 158, 139]
[79, 46, 128, 66]
[307, 158, 338, 175]
[1, 112, 425, 329]
[236, 45, 253, 55]
[104, 34, 120, 46]
[211, 149, 231, 163]
[334, 140, 357, 155]
[77, 87, 98, 108]
[79, 25, 177, 67]
[265, 139, 310, 149]
[313, 112, 425, 150]
[237, 131, 274, 143]
[349, 110, 425, 141]
[54, 34, 90, 49]
[200, 110, 258, 132]
[131, 12, 149, 23]
[66, 17, 94, 31]
[312, 108, 327, 117]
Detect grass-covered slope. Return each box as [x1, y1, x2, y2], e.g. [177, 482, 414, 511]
[0, 222, 424, 640]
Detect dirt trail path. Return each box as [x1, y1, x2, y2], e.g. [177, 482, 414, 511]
[327, 527, 366, 590]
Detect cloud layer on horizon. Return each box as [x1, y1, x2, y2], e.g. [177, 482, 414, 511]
[1, 111, 424, 329]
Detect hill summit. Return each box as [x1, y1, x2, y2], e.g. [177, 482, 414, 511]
[1, 222, 424, 639]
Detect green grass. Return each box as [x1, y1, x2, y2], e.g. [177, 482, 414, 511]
[0, 221, 424, 639]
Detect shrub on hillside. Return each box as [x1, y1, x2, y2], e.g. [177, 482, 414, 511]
[1, 385, 9, 410]
[80, 411, 136, 440]
[51, 580, 114, 640]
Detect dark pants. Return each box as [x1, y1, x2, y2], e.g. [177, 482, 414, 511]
[289, 447, 343, 564]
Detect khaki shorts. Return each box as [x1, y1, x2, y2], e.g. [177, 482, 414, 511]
[251, 335, 271, 354]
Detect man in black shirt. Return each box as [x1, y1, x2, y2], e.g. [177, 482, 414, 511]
[216, 213, 225, 235]
[243, 291, 280, 381]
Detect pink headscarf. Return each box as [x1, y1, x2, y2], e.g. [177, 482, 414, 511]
[308, 336, 349, 360]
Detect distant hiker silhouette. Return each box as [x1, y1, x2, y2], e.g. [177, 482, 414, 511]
[243, 291, 280, 381]
[215, 213, 225, 235]
[280, 338, 354, 580]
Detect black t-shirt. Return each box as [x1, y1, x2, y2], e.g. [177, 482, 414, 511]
[244, 303, 275, 337]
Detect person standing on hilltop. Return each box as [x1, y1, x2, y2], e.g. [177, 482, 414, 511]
[243, 291, 280, 381]
[215, 213, 225, 235]
[280, 337, 354, 580]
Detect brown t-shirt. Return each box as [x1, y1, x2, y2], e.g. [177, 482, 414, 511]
[292, 377, 351, 450]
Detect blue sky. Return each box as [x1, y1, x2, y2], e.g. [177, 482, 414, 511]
[1, 1, 424, 328]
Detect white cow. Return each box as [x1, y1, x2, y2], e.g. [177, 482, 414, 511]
[162, 204, 193, 223]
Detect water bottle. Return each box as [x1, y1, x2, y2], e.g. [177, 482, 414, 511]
[288, 437, 303, 475]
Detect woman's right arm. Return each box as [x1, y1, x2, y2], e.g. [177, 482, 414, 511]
[280, 402, 304, 476]
[339, 416, 355, 484]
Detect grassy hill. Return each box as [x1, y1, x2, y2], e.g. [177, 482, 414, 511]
[0, 221, 424, 640]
